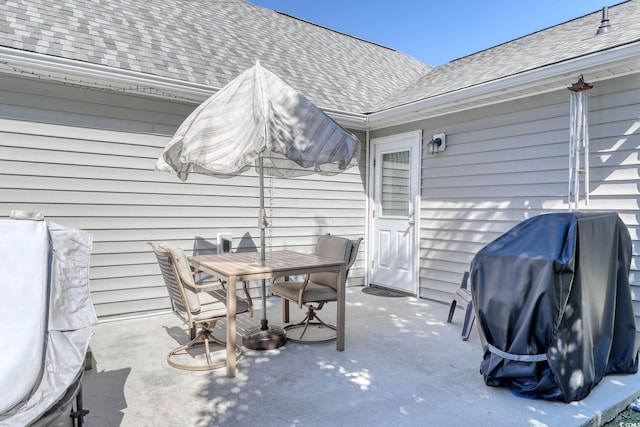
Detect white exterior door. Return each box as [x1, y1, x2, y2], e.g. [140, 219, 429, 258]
[370, 131, 421, 294]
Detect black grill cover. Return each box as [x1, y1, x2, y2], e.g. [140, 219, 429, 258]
[470, 212, 638, 402]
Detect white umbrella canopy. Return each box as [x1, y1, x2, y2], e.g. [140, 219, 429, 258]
[157, 61, 360, 180]
[155, 62, 360, 349]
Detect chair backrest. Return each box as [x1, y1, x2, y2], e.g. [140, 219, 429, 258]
[309, 235, 361, 290]
[148, 242, 200, 314]
[346, 237, 362, 271]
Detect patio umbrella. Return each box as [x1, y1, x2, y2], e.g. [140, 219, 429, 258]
[156, 61, 360, 349]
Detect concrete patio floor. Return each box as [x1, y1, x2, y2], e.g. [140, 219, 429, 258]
[82, 286, 640, 427]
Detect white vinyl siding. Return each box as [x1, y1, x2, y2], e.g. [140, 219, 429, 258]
[373, 73, 640, 327]
[0, 77, 366, 319]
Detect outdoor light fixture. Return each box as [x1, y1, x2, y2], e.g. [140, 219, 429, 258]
[216, 233, 232, 254]
[595, 6, 612, 35]
[428, 133, 446, 154]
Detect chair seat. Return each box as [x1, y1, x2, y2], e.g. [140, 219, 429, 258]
[271, 280, 336, 304]
[192, 289, 250, 321]
[271, 235, 362, 345]
[455, 287, 472, 304]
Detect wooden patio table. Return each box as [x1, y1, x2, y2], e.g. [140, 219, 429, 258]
[189, 250, 347, 378]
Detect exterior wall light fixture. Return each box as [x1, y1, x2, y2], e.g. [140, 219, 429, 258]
[428, 133, 446, 154]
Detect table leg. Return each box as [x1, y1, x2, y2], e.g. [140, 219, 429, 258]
[226, 276, 237, 378]
[336, 264, 346, 351]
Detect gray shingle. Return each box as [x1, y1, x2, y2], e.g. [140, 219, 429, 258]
[376, 1, 640, 111]
[0, 0, 431, 112]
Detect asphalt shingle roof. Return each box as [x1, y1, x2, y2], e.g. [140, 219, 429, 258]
[375, 0, 640, 112]
[1, 1, 639, 116]
[0, 0, 431, 113]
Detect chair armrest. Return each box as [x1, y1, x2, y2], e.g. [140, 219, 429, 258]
[296, 276, 311, 309]
[187, 280, 226, 290]
[270, 276, 309, 310]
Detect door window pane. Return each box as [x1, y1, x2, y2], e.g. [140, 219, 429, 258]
[381, 150, 410, 217]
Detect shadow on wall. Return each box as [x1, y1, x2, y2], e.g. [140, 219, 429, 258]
[192, 232, 258, 256]
[192, 236, 218, 256]
[191, 233, 259, 284]
[236, 232, 258, 253]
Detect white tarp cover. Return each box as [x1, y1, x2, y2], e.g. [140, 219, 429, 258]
[0, 220, 49, 414]
[0, 219, 96, 426]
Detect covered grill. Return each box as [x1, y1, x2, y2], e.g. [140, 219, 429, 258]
[470, 212, 638, 402]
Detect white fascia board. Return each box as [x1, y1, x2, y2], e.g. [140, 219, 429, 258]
[367, 42, 640, 130]
[0, 47, 368, 129]
[0, 47, 217, 101]
[322, 107, 368, 131]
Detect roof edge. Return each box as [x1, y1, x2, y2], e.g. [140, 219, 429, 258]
[0, 47, 217, 101]
[0, 47, 368, 129]
[366, 41, 640, 130]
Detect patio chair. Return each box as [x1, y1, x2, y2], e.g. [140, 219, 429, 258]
[271, 234, 362, 343]
[148, 241, 253, 371]
[446, 271, 475, 341]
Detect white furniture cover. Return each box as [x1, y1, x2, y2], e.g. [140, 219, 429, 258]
[0, 217, 96, 426]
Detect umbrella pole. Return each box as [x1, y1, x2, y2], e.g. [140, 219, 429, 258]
[259, 155, 268, 329]
[243, 155, 286, 350]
